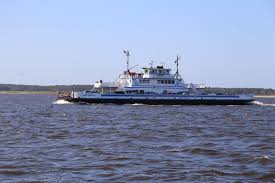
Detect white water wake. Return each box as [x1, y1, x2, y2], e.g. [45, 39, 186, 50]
[131, 103, 145, 106]
[131, 103, 163, 106]
[252, 101, 275, 107]
[52, 100, 72, 105]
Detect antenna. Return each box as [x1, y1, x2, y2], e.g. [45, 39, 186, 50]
[174, 54, 181, 79]
[129, 64, 138, 71]
[123, 50, 130, 74]
[149, 61, 154, 68]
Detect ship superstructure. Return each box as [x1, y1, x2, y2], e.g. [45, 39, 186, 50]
[94, 51, 199, 94]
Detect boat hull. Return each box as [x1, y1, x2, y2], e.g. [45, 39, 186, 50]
[73, 99, 252, 105]
[58, 92, 254, 105]
[68, 97, 254, 105]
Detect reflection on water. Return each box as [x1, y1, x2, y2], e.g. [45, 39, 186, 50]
[0, 94, 275, 182]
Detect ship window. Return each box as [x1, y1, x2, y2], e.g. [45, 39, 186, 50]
[140, 79, 150, 84]
[161, 80, 164, 84]
[144, 69, 148, 74]
[168, 80, 171, 84]
[172, 80, 175, 84]
[157, 80, 161, 84]
[165, 80, 168, 84]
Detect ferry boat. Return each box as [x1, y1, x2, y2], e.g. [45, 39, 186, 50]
[58, 51, 254, 105]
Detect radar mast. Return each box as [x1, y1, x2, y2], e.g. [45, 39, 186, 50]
[174, 54, 181, 79]
[123, 50, 130, 75]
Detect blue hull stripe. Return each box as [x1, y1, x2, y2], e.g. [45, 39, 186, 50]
[124, 86, 184, 89]
[101, 94, 242, 98]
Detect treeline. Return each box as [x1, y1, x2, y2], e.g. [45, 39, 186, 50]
[203, 87, 275, 95]
[0, 84, 274, 95]
[0, 84, 92, 92]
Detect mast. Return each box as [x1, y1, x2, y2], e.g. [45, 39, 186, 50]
[123, 50, 130, 75]
[149, 61, 154, 68]
[175, 54, 181, 79]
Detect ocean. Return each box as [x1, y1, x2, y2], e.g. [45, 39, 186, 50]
[0, 94, 274, 182]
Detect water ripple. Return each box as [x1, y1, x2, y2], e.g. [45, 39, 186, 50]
[0, 94, 275, 182]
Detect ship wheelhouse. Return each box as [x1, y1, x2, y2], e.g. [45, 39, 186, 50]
[119, 64, 187, 94]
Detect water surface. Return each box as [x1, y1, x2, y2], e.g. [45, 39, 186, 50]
[0, 94, 275, 182]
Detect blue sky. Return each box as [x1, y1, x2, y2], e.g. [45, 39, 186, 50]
[0, 0, 274, 88]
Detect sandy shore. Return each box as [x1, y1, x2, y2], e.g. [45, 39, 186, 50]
[255, 95, 275, 98]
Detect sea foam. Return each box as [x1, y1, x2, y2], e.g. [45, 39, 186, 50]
[53, 100, 72, 105]
[252, 101, 275, 107]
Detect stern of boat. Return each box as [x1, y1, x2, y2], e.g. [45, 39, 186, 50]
[57, 91, 73, 101]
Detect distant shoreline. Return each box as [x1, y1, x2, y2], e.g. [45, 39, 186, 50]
[0, 91, 57, 95]
[1, 91, 275, 98]
[1, 84, 274, 96]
